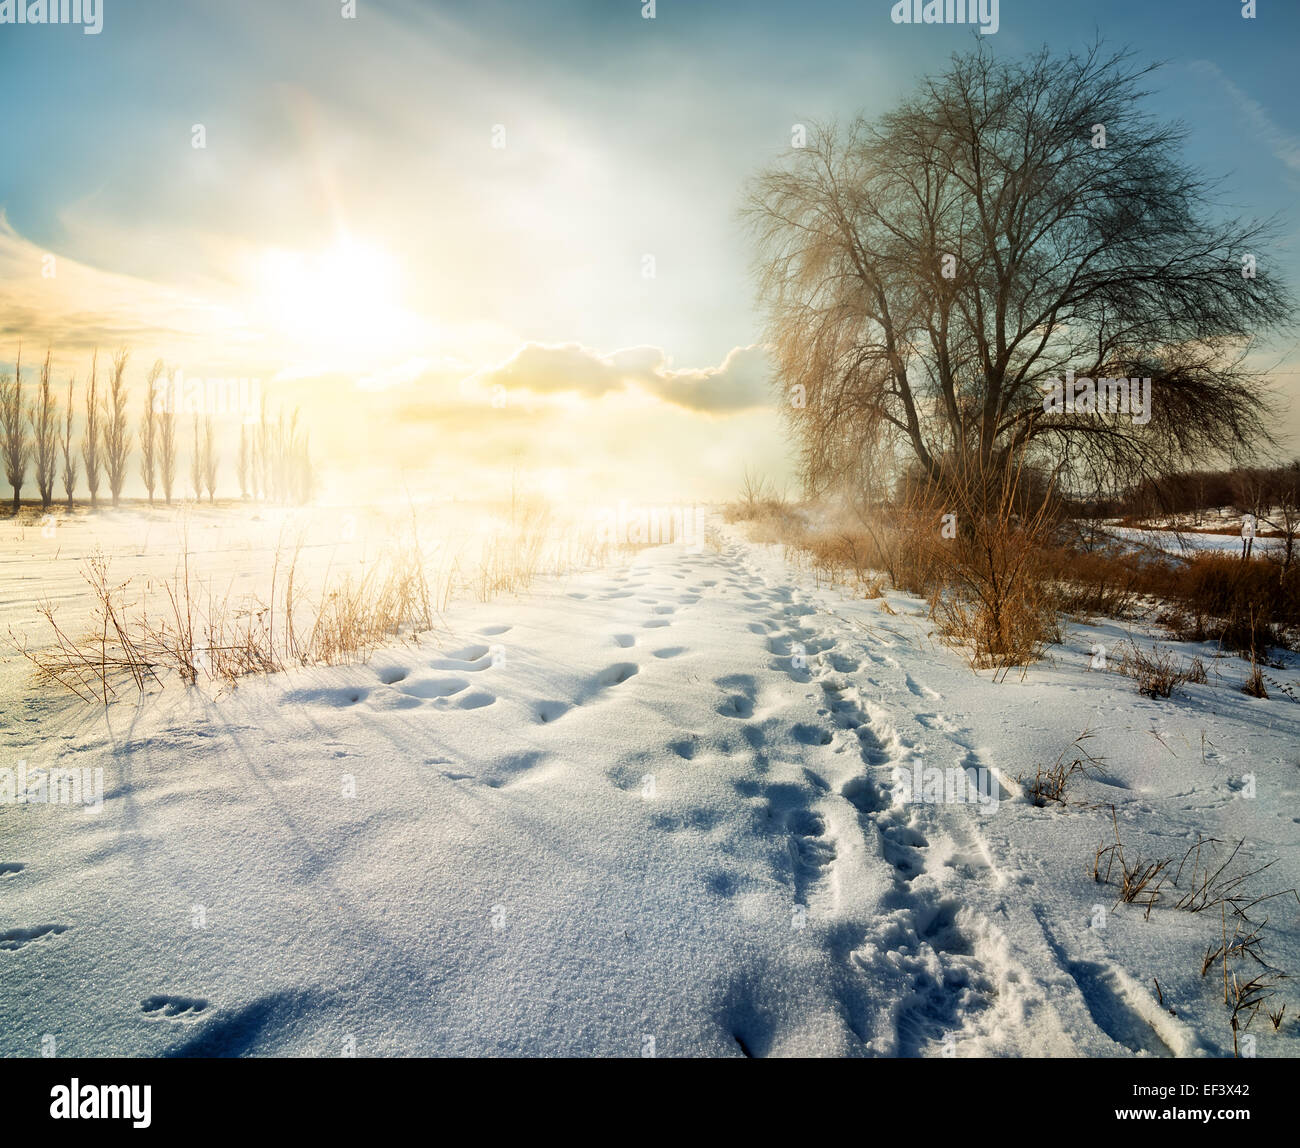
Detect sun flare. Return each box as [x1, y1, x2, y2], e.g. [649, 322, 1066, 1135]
[254, 237, 407, 361]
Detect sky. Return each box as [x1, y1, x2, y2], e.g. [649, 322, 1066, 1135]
[0, 0, 1298, 503]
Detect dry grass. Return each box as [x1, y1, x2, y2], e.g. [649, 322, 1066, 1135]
[1093, 811, 1172, 920]
[1018, 728, 1105, 807]
[1041, 544, 1144, 619]
[472, 501, 553, 602]
[1172, 837, 1297, 919]
[1242, 659, 1269, 698]
[13, 503, 611, 704]
[1088, 820, 1298, 1052]
[727, 467, 791, 524]
[731, 468, 1300, 682]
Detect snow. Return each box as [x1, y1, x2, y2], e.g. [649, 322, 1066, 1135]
[2, 508, 1299, 1057]
[1105, 524, 1283, 557]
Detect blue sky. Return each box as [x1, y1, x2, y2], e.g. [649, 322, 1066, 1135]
[0, 0, 1297, 497]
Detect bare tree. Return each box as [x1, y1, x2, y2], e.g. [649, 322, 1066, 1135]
[61, 377, 78, 509]
[1, 345, 30, 512]
[745, 44, 1294, 505]
[158, 367, 177, 504]
[274, 409, 286, 502]
[190, 415, 202, 501]
[82, 350, 102, 508]
[258, 392, 271, 501]
[238, 424, 250, 499]
[248, 429, 260, 500]
[1267, 483, 1299, 575]
[294, 428, 315, 505]
[140, 359, 163, 504]
[103, 349, 131, 507]
[28, 349, 58, 511]
[281, 410, 315, 506]
[202, 415, 218, 503]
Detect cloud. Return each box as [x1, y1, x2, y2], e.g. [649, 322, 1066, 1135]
[476, 341, 773, 414]
[0, 212, 259, 374]
[1189, 61, 1300, 177]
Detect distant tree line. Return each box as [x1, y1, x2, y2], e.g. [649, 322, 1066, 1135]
[0, 345, 315, 512]
[1066, 461, 1300, 524]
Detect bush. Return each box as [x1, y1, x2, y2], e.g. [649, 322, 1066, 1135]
[1114, 641, 1205, 698]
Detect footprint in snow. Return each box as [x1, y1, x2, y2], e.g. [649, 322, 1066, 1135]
[141, 995, 208, 1019]
[594, 662, 639, 688]
[0, 924, 70, 952]
[398, 676, 469, 699]
[282, 686, 369, 707]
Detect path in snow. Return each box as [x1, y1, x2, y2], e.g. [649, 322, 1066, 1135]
[3, 523, 1278, 1056]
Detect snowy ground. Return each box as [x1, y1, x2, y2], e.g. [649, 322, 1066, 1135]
[2, 511, 1299, 1057]
[1106, 523, 1282, 557]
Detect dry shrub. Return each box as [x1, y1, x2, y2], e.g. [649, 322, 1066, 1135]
[729, 458, 1063, 674]
[724, 468, 791, 525]
[15, 535, 442, 702]
[1042, 546, 1144, 619]
[1114, 640, 1205, 698]
[1158, 552, 1299, 656]
[728, 458, 1299, 679]
[919, 459, 1063, 678]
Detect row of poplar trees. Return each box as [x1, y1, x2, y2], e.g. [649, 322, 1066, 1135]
[0, 346, 314, 512]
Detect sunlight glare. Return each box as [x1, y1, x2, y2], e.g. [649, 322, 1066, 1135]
[255, 237, 407, 360]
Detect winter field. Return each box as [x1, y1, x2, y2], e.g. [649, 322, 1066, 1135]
[6, 2, 1300, 1084]
[2, 504, 1298, 1058]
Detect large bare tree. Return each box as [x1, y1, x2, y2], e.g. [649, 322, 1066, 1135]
[745, 44, 1294, 503]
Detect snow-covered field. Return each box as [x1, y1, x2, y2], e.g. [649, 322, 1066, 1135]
[2, 508, 1299, 1057]
[1107, 524, 1283, 557]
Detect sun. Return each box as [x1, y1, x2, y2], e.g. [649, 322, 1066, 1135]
[254, 236, 409, 361]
